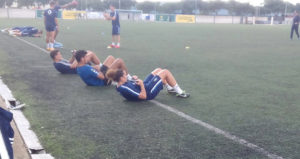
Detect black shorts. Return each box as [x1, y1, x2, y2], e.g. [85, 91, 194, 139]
[100, 65, 108, 76]
[45, 25, 56, 32]
[100, 65, 111, 85]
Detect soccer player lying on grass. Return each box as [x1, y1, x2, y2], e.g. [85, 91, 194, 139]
[75, 50, 131, 86]
[1, 27, 43, 37]
[106, 68, 190, 101]
[50, 50, 100, 74]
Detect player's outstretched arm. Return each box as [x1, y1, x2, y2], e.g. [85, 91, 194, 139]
[60, 0, 78, 9]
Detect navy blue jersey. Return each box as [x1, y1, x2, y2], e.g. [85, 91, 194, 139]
[0, 107, 14, 159]
[77, 65, 105, 86]
[116, 74, 163, 101]
[53, 59, 77, 74]
[117, 81, 141, 101]
[54, 5, 61, 12]
[44, 8, 57, 27]
[21, 27, 38, 37]
[110, 11, 120, 27]
[12, 27, 23, 31]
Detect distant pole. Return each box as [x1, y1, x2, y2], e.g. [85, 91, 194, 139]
[85, 0, 87, 10]
[284, 2, 287, 17]
[195, 0, 197, 15]
[5, 0, 9, 19]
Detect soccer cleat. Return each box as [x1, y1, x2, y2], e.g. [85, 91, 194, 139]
[46, 48, 50, 51]
[49, 48, 55, 51]
[54, 42, 63, 48]
[115, 45, 120, 48]
[176, 91, 190, 98]
[167, 89, 177, 94]
[109, 44, 115, 48]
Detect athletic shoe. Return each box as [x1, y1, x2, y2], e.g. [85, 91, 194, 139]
[167, 89, 177, 94]
[176, 91, 190, 98]
[115, 45, 120, 48]
[49, 48, 55, 51]
[46, 48, 50, 51]
[54, 42, 63, 48]
[107, 44, 115, 48]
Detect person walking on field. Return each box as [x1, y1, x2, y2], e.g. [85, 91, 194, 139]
[290, 11, 300, 40]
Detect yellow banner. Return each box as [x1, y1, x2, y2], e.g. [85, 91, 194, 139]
[176, 15, 195, 23]
[62, 10, 86, 20]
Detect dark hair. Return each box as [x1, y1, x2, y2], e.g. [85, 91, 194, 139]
[106, 69, 124, 82]
[75, 50, 88, 62]
[50, 50, 59, 60]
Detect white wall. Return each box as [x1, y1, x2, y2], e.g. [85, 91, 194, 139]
[0, 8, 35, 18]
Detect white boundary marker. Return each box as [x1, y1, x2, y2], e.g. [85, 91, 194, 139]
[11, 35, 284, 159]
[0, 78, 54, 159]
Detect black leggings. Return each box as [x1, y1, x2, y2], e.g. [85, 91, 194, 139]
[291, 24, 299, 39]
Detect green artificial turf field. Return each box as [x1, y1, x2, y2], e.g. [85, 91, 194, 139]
[0, 18, 300, 159]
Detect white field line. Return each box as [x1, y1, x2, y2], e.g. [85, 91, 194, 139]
[150, 100, 283, 159]
[14, 36, 49, 54]
[12, 36, 284, 159]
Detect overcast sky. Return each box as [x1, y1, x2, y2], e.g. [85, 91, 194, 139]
[135, 0, 300, 6]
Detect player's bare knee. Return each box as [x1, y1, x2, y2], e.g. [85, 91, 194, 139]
[163, 69, 170, 74]
[152, 68, 162, 74]
[107, 55, 115, 61]
[115, 58, 124, 64]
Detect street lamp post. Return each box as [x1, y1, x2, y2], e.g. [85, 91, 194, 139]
[195, 0, 197, 15]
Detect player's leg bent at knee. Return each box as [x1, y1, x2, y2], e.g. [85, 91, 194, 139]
[102, 55, 115, 67]
[109, 58, 128, 74]
[151, 68, 162, 75]
[85, 51, 101, 65]
[157, 69, 189, 97]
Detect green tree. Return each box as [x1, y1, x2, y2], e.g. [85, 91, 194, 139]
[136, 1, 155, 13]
[0, 0, 14, 8]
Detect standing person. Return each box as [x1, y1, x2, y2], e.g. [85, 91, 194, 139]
[44, 1, 58, 51]
[106, 68, 190, 101]
[104, 4, 121, 48]
[53, 0, 78, 48]
[291, 11, 300, 40]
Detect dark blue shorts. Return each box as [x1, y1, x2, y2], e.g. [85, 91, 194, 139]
[144, 75, 163, 100]
[112, 25, 120, 35]
[45, 25, 56, 32]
